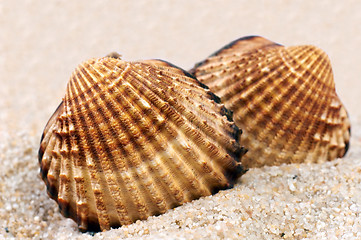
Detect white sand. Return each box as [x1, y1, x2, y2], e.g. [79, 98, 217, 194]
[1, 1, 361, 239]
[2, 77, 359, 240]
[1, 115, 361, 240]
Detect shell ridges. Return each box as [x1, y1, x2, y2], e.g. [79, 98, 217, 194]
[39, 56, 245, 231]
[190, 36, 351, 168]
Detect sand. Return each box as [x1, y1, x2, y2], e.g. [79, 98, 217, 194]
[0, 74, 360, 239]
[2, 1, 361, 239]
[1, 118, 361, 239]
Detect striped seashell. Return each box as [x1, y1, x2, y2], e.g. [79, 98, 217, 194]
[190, 36, 351, 168]
[39, 56, 246, 232]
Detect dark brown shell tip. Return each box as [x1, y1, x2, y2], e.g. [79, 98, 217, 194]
[38, 145, 45, 164]
[344, 126, 351, 156]
[208, 35, 262, 57]
[344, 140, 350, 157]
[146, 59, 200, 81]
[220, 105, 234, 122]
[229, 124, 241, 146]
[207, 91, 221, 103]
[82, 222, 101, 233]
[106, 52, 122, 59]
[224, 163, 247, 187]
[233, 146, 248, 161]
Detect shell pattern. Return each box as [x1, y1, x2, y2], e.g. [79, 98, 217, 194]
[190, 36, 351, 168]
[39, 56, 246, 231]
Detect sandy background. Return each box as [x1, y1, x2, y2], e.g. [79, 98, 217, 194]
[1, 1, 361, 239]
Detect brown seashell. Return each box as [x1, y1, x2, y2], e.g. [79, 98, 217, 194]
[39, 56, 246, 231]
[190, 36, 351, 168]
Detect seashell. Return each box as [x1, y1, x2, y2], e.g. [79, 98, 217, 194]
[38, 56, 246, 231]
[190, 36, 351, 168]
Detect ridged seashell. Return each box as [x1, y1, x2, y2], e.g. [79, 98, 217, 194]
[190, 36, 351, 168]
[39, 56, 246, 231]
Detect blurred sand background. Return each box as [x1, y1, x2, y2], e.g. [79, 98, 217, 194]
[1, 1, 361, 239]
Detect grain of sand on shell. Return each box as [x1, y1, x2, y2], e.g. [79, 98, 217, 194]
[1, 113, 361, 239]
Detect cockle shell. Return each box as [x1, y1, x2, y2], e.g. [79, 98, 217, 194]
[190, 36, 351, 168]
[39, 56, 246, 231]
